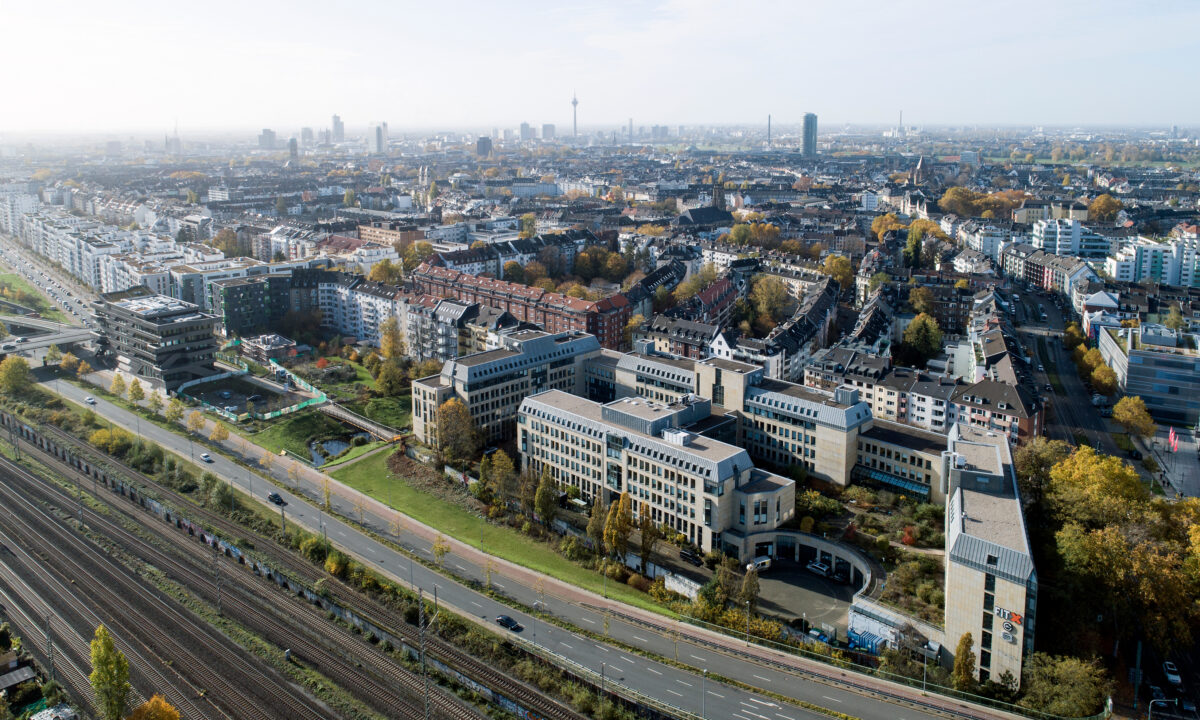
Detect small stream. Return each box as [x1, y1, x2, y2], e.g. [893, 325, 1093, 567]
[309, 432, 370, 466]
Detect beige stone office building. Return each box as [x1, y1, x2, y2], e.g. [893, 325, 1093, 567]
[942, 425, 1037, 687]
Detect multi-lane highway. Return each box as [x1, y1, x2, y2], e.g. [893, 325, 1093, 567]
[36, 373, 1022, 720]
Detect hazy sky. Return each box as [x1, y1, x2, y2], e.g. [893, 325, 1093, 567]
[2, 0, 1197, 135]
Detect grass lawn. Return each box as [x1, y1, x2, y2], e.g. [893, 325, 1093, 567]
[251, 411, 347, 458]
[321, 440, 387, 468]
[331, 451, 666, 614]
[0, 272, 71, 323]
[344, 394, 411, 430]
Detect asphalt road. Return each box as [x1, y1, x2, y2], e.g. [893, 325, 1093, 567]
[35, 376, 986, 720]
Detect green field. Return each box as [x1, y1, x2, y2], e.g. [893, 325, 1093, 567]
[251, 411, 349, 458]
[0, 272, 71, 323]
[331, 451, 664, 613]
[344, 393, 411, 430]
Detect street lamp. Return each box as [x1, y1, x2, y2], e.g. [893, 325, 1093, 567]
[701, 669, 708, 719]
[1148, 698, 1176, 719]
[745, 600, 751, 644]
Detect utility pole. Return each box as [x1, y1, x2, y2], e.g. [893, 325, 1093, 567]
[701, 669, 707, 719]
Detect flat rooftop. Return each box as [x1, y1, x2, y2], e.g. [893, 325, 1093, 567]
[453, 348, 519, 367]
[109, 294, 203, 319]
[755, 377, 850, 408]
[697, 356, 760, 374]
[527, 390, 744, 463]
[863, 420, 947, 455]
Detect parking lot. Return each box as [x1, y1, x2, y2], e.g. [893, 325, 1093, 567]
[756, 558, 858, 635]
[183, 375, 310, 414]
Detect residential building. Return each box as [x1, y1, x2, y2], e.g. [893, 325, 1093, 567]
[1030, 219, 1110, 258]
[1098, 324, 1200, 424]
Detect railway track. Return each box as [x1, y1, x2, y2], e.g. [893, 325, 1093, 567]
[3, 439, 489, 720]
[0, 461, 328, 720]
[31, 421, 587, 720]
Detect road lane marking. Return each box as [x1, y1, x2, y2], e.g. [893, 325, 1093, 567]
[559, 642, 573, 649]
[633, 635, 647, 642]
[619, 655, 635, 664]
[646, 668, 662, 675]
[775, 714, 795, 720]
[821, 696, 842, 703]
[753, 674, 771, 682]
[676, 679, 692, 687]
[471, 601, 482, 608]
[493, 582, 505, 589]
[691, 654, 706, 661]
[454, 564, 467, 571]
[581, 618, 596, 624]
[708, 691, 725, 698]
[666, 689, 683, 697]
[596, 646, 609, 652]
[749, 698, 776, 707]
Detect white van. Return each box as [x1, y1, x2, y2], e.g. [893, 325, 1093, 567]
[750, 557, 772, 572]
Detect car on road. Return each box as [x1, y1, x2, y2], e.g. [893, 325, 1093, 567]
[84, 396, 97, 404]
[1037, 364, 1044, 372]
[267, 492, 287, 506]
[1044, 383, 1053, 392]
[0, 343, 15, 351]
[495, 615, 523, 631]
[200, 453, 213, 463]
[1128, 448, 1143, 460]
[805, 560, 830, 577]
[679, 549, 703, 567]
[1164, 661, 1182, 686]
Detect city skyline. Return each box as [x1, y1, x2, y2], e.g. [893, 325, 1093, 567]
[2, 0, 1198, 134]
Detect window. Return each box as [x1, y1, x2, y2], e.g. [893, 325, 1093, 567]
[980, 650, 991, 669]
[984, 592, 995, 612]
[984, 574, 995, 592]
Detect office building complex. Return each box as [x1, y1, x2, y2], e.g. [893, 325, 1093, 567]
[412, 330, 601, 446]
[518, 390, 796, 554]
[476, 136, 493, 157]
[258, 128, 276, 150]
[331, 114, 344, 143]
[96, 286, 218, 391]
[1098, 324, 1200, 424]
[942, 425, 1037, 688]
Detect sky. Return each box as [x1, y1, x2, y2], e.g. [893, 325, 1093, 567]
[1, 0, 1198, 135]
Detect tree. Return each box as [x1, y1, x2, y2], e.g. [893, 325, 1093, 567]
[1018, 654, 1112, 717]
[186, 410, 206, 435]
[603, 492, 634, 559]
[379, 316, 404, 359]
[0, 356, 30, 394]
[210, 423, 229, 443]
[871, 213, 907, 240]
[623, 313, 645, 347]
[1090, 365, 1117, 395]
[1047, 445, 1146, 528]
[955, 278, 970, 290]
[903, 233, 923, 269]
[60, 352, 80, 373]
[908, 286, 934, 315]
[901, 313, 943, 363]
[953, 632, 976, 691]
[1165, 304, 1187, 331]
[502, 261, 525, 284]
[491, 449, 518, 503]
[523, 260, 547, 283]
[275, 196, 288, 215]
[147, 392, 163, 416]
[77, 359, 93, 378]
[638, 515, 663, 574]
[740, 566, 760, 611]
[127, 695, 180, 720]
[127, 378, 145, 404]
[211, 228, 241, 256]
[110, 374, 126, 398]
[376, 363, 407, 396]
[45, 344, 62, 365]
[868, 272, 890, 295]
[368, 258, 401, 285]
[90, 624, 130, 720]
[587, 497, 607, 555]
[750, 275, 792, 325]
[1013, 437, 1072, 507]
[1088, 193, 1122, 222]
[343, 189, 356, 207]
[165, 399, 185, 423]
[519, 213, 536, 238]
[823, 255, 852, 291]
[534, 466, 558, 525]
[1112, 396, 1156, 438]
[436, 398, 480, 463]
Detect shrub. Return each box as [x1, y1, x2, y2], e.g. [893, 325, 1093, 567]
[324, 550, 349, 578]
[626, 574, 651, 592]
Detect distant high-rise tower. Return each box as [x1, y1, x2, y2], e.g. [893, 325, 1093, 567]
[332, 114, 344, 143]
[519, 122, 534, 141]
[368, 123, 387, 154]
[288, 137, 298, 160]
[258, 128, 276, 150]
[628, 118, 633, 139]
[571, 92, 579, 137]
[542, 124, 556, 141]
[476, 136, 493, 157]
[767, 114, 771, 148]
[802, 113, 817, 157]
[300, 127, 314, 146]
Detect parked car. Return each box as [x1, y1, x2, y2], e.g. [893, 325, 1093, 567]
[1099, 407, 1113, 418]
[267, 492, 286, 506]
[1163, 661, 1182, 686]
[200, 453, 213, 463]
[495, 615, 523, 632]
[805, 560, 830, 577]
[679, 549, 703, 567]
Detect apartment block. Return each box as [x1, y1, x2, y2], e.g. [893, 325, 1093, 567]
[96, 286, 218, 391]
